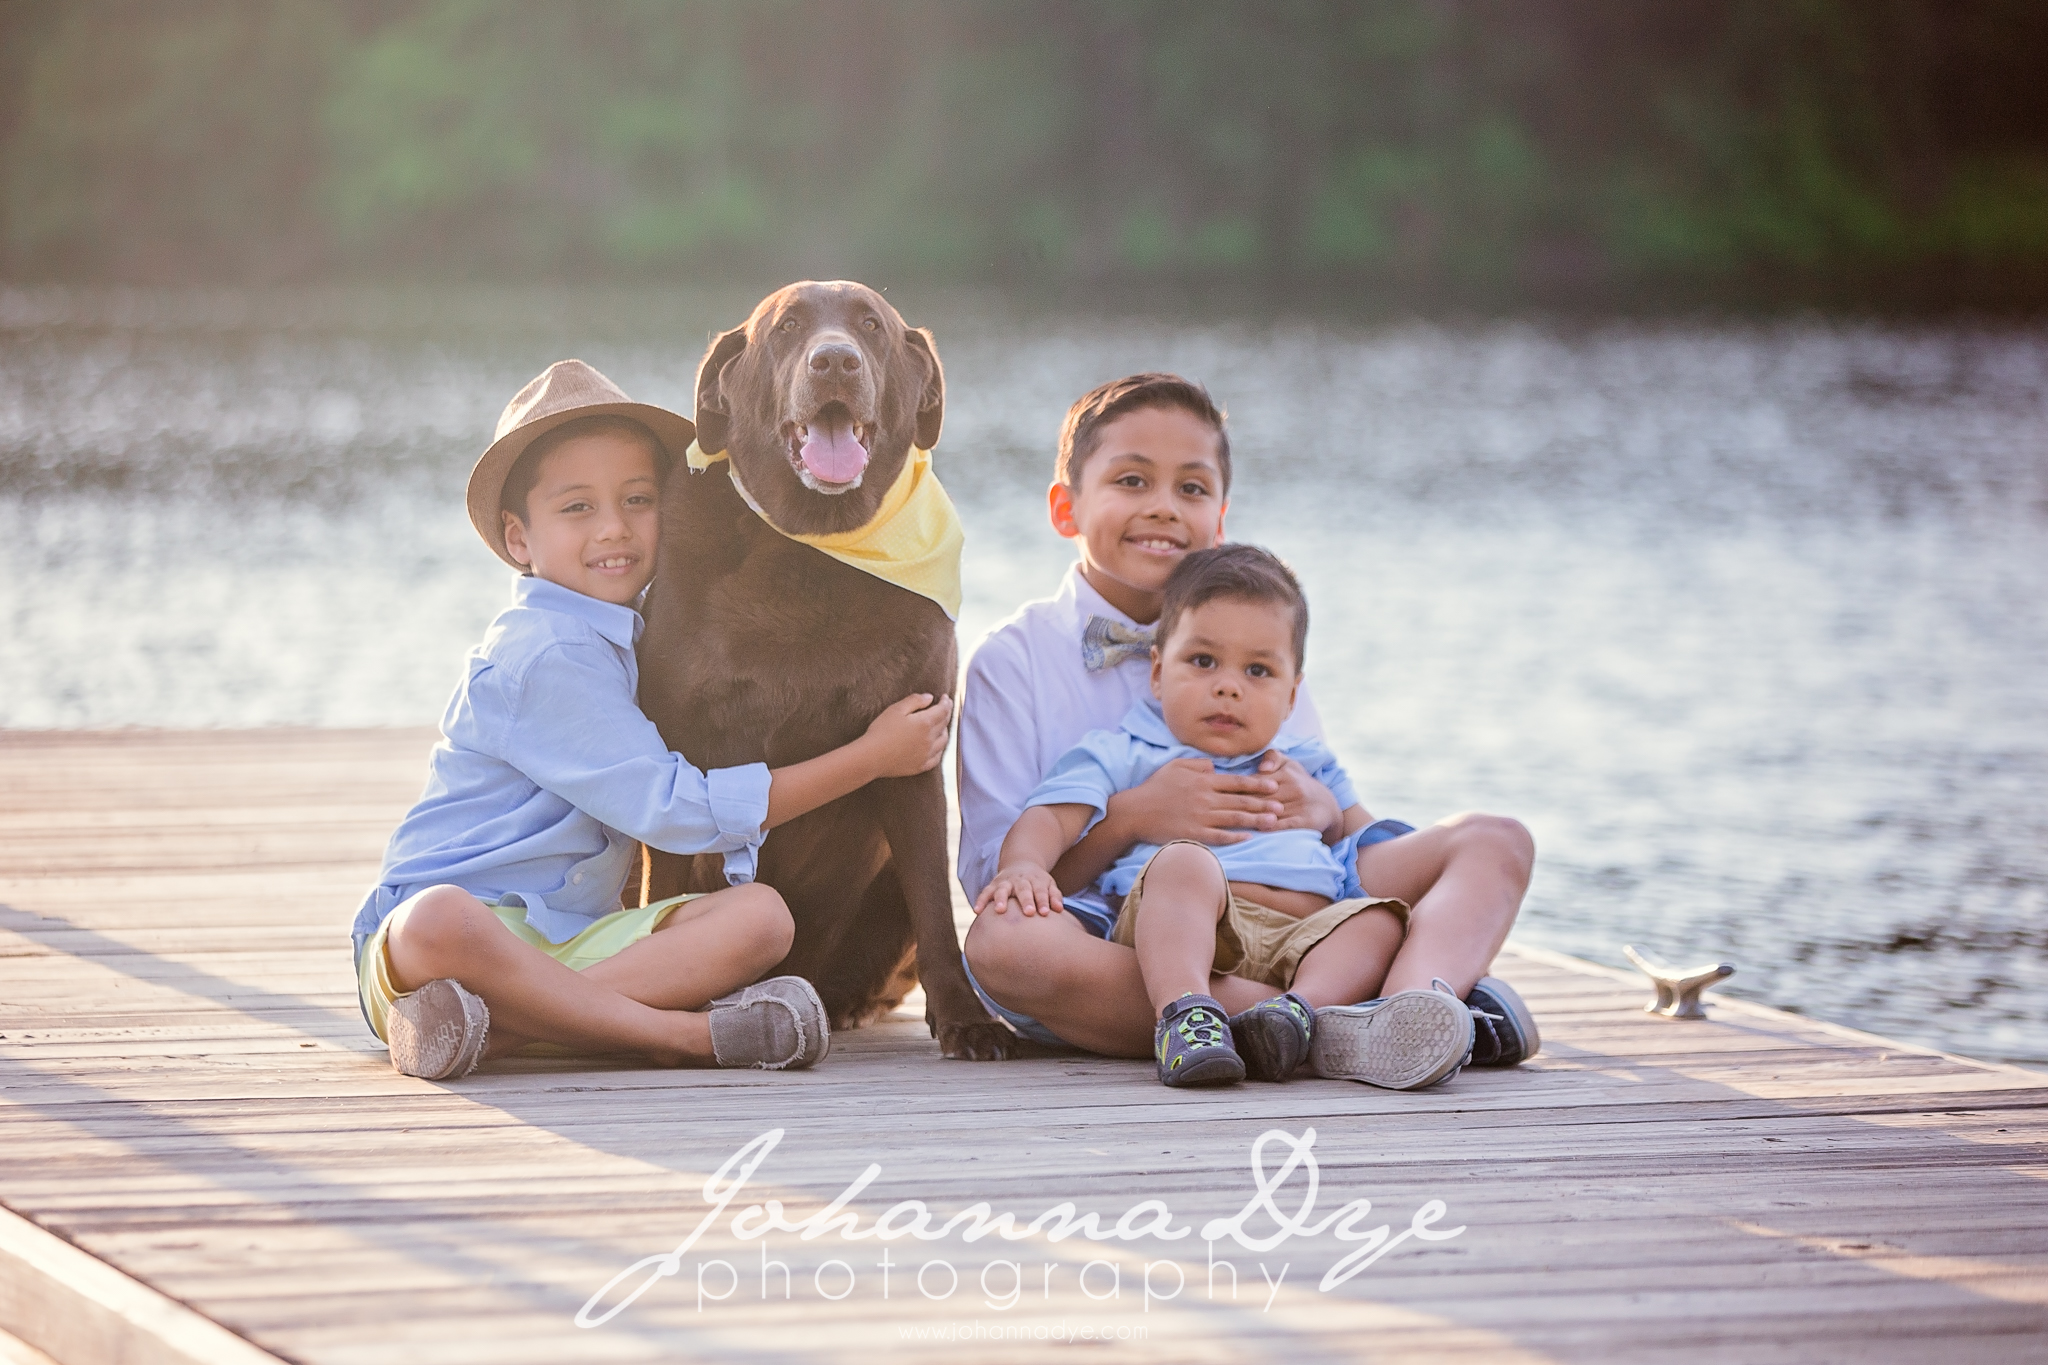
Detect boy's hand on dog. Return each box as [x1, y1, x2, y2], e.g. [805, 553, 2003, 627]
[975, 862, 1064, 917]
[861, 693, 954, 778]
[1113, 757, 1284, 846]
[1255, 751, 1346, 841]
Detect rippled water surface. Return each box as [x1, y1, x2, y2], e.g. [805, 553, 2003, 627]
[3, 287, 2044, 1065]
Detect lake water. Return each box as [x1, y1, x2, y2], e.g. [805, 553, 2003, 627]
[2, 286, 2044, 1067]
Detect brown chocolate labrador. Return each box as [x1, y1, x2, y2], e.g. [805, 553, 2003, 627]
[637, 280, 1012, 1061]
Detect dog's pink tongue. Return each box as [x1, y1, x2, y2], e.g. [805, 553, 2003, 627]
[799, 418, 868, 484]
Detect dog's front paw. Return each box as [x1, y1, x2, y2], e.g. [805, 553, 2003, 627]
[933, 1016, 1017, 1061]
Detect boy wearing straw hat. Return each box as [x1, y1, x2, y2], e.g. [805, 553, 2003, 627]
[351, 360, 954, 1079]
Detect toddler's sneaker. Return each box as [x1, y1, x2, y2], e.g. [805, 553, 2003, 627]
[1229, 991, 1314, 1082]
[1466, 975, 1541, 1067]
[709, 975, 831, 1070]
[387, 978, 490, 1080]
[1154, 993, 1245, 1087]
[1310, 985, 1473, 1090]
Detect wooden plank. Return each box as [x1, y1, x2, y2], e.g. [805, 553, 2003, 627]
[0, 1326, 61, 1365]
[2, 727, 2045, 1365]
[0, 1204, 286, 1365]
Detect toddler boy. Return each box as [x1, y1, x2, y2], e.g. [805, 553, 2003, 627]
[979, 545, 1530, 1087]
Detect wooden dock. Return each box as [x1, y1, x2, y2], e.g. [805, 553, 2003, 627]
[2, 728, 2044, 1364]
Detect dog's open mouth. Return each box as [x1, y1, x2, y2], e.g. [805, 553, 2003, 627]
[782, 402, 872, 491]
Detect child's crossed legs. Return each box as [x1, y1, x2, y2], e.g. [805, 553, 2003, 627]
[963, 849, 1400, 1057]
[382, 881, 792, 1065]
[963, 809, 1532, 1056]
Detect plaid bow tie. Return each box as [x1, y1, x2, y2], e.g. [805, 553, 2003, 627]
[1081, 616, 1155, 672]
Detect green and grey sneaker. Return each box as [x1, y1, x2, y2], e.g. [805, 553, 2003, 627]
[1229, 991, 1315, 1082]
[1310, 985, 1473, 1090]
[1154, 993, 1244, 1087]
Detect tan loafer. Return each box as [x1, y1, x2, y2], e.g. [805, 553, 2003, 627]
[708, 975, 831, 1071]
[387, 978, 490, 1080]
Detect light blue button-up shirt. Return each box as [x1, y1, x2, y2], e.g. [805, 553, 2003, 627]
[1024, 698, 1368, 908]
[351, 576, 771, 958]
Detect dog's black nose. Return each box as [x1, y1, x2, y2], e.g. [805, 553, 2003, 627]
[808, 341, 862, 375]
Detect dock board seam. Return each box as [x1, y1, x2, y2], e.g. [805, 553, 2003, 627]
[0, 1200, 290, 1365]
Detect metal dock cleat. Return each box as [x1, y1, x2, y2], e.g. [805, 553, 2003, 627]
[1623, 945, 1735, 1020]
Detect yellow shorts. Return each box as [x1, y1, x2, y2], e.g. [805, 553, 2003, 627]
[1110, 841, 1409, 990]
[356, 891, 703, 1045]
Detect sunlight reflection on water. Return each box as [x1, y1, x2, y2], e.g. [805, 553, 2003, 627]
[2, 288, 2043, 1064]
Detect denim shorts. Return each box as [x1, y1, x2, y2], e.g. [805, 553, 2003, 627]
[1357, 817, 1417, 851]
[962, 894, 1117, 1051]
[964, 818, 1417, 1050]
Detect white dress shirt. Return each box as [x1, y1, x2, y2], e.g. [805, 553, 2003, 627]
[955, 563, 1324, 901]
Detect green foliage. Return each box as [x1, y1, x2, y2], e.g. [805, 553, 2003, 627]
[3, 0, 2046, 297]
[3, 0, 344, 280]
[1941, 155, 2048, 260]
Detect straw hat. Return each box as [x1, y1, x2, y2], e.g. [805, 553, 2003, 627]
[465, 359, 697, 568]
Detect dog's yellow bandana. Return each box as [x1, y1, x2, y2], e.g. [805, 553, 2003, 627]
[685, 441, 964, 620]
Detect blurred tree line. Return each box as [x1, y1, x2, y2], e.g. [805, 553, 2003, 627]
[4, 0, 2047, 303]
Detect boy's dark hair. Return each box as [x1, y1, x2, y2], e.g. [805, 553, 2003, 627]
[1056, 373, 1231, 495]
[501, 414, 671, 520]
[1156, 544, 1308, 674]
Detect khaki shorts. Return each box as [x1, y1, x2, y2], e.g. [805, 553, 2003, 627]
[356, 891, 703, 1045]
[1110, 841, 1409, 990]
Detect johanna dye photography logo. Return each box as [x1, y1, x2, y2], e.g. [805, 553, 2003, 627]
[578, 1125, 1464, 1327]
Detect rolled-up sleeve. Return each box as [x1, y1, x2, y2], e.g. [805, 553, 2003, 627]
[707, 763, 772, 845]
[704, 762, 773, 881]
[493, 642, 771, 883]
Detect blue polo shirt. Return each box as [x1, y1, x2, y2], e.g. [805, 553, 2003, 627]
[1023, 698, 1369, 906]
[350, 576, 771, 959]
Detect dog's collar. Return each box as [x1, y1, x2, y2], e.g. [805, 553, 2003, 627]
[687, 440, 856, 535]
[684, 441, 963, 620]
[721, 459, 774, 523]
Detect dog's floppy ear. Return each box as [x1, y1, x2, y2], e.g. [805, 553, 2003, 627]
[905, 326, 945, 451]
[693, 326, 750, 456]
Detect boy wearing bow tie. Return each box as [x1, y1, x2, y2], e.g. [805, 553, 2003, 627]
[956, 374, 1538, 1077]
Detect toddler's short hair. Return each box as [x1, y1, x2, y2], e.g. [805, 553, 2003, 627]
[1056, 373, 1231, 495]
[500, 414, 671, 521]
[1156, 544, 1308, 675]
